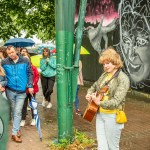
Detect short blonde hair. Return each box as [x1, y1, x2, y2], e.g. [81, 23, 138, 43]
[99, 47, 123, 69]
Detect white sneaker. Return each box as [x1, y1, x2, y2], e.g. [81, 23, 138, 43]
[47, 102, 52, 108]
[42, 97, 46, 107]
[20, 120, 25, 127]
[30, 119, 36, 126]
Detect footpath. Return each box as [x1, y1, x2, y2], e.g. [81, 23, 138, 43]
[7, 82, 150, 150]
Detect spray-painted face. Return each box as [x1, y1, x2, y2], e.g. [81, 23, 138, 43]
[118, 0, 150, 88]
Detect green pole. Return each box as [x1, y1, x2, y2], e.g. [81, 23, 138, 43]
[72, 0, 87, 100]
[55, 0, 76, 142]
[74, 0, 87, 65]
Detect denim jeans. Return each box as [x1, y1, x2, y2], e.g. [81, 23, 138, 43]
[96, 113, 124, 150]
[6, 89, 26, 135]
[74, 85, 80, 110]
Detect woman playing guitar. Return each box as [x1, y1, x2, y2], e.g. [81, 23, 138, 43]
[85, 47, 130, 150]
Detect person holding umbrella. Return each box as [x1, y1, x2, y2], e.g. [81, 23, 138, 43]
[20, 54, 40, 127]
[40, 48, 56, 108]
[20, 48, 28, 56]
[1, 46, 33, 143]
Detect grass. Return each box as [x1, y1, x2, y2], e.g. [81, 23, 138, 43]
[48, 129, 96, 150]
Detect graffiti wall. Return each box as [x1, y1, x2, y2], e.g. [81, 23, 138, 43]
[75, 0, 150, 92]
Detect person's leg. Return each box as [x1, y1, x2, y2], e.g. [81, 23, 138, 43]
[104, 114, 124, 150]
[96, 113, 109, 150]
[40, 75, 48, 98]
[41, 75, 48, 106]
[6, 89, 16, 125]
[45, 76, 55, 102]
[28, 94, 36, 125]
[21, 96, 28, 120]
[6, 90, 26, 135]
[13, 93, 26, 135]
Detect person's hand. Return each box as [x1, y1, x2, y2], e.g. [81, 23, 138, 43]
[0, 84, 2, 89]
[91, 92, 101, 106]
[0, 84, 4, 92]
[85, 94, 92, 102]
[28, 88, 34, 95]
[0, 87, 5, 92]
[46, 58, 49, 64]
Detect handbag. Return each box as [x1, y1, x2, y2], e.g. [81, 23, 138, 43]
[116, 108, 127, 124]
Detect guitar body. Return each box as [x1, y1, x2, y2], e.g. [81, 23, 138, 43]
[83, 101, 99, 122]
[83, 85, 109, 122]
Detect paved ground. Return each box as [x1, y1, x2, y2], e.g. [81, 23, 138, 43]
[7, 82, 150, 150]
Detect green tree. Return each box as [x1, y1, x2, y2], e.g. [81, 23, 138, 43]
[0, 0, 55, 41]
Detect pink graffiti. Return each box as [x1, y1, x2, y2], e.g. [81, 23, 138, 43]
[75, 0, 119, 26]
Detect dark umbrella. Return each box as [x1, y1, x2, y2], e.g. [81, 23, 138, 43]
[4, 38, 35, 47]
[30, 97, 42, 141]
[27, 49, 38, 56]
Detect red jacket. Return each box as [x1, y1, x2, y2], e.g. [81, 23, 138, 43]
[27, 65, 39, 94]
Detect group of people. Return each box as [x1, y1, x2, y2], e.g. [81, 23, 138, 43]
[0, 45, 130, 149]
[0, 46, 56, 143]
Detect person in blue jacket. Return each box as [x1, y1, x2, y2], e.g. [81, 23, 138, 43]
[40, 48, 56, 108]
[1, 46, 33, 143]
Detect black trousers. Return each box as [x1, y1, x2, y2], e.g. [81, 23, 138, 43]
[22, 93, 35, 120]
[41, 75, 55, 102]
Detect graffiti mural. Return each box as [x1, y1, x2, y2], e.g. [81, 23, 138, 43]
[118, 0, 150, 91]
[75, 0, 150, 92]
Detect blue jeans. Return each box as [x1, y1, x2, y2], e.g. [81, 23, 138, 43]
[74, 85, 80, 110]
[6, 89, 26, 135]
[96, 113, 124, 150]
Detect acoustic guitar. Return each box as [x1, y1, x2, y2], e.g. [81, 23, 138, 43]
[83, 85, 109, 122]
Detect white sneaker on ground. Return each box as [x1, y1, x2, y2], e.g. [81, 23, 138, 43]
[42, 97, 46, 107]
[30, 119, 36, 126]
[47, 102, 52, 108]
[20, 120, 25, 127]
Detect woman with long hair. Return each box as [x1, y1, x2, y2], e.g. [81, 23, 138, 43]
[40, 48, 56, 108]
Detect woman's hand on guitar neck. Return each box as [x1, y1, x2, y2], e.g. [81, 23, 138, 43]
[91, 92, 101, 106]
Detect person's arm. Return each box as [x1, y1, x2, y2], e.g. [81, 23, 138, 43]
[79, 60, 82, 73]
[33, 67, 40, 85]
[0, 76, 7, 87]
[47, 57, 56, 69]
[40, 58, 47, 71]
[27, 60, 34, 94]
[1, 61, 8, 87]
[100, 74, 130, 109]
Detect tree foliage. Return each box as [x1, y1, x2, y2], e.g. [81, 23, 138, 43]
[0, 0, 55, 41]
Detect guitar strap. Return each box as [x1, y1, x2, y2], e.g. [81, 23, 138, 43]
[101, 69, 121, 88]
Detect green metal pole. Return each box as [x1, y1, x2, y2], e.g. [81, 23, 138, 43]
[55, 0, 76, 142]
[74, 0, 87, 65]
[72, 0, 87, 100]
